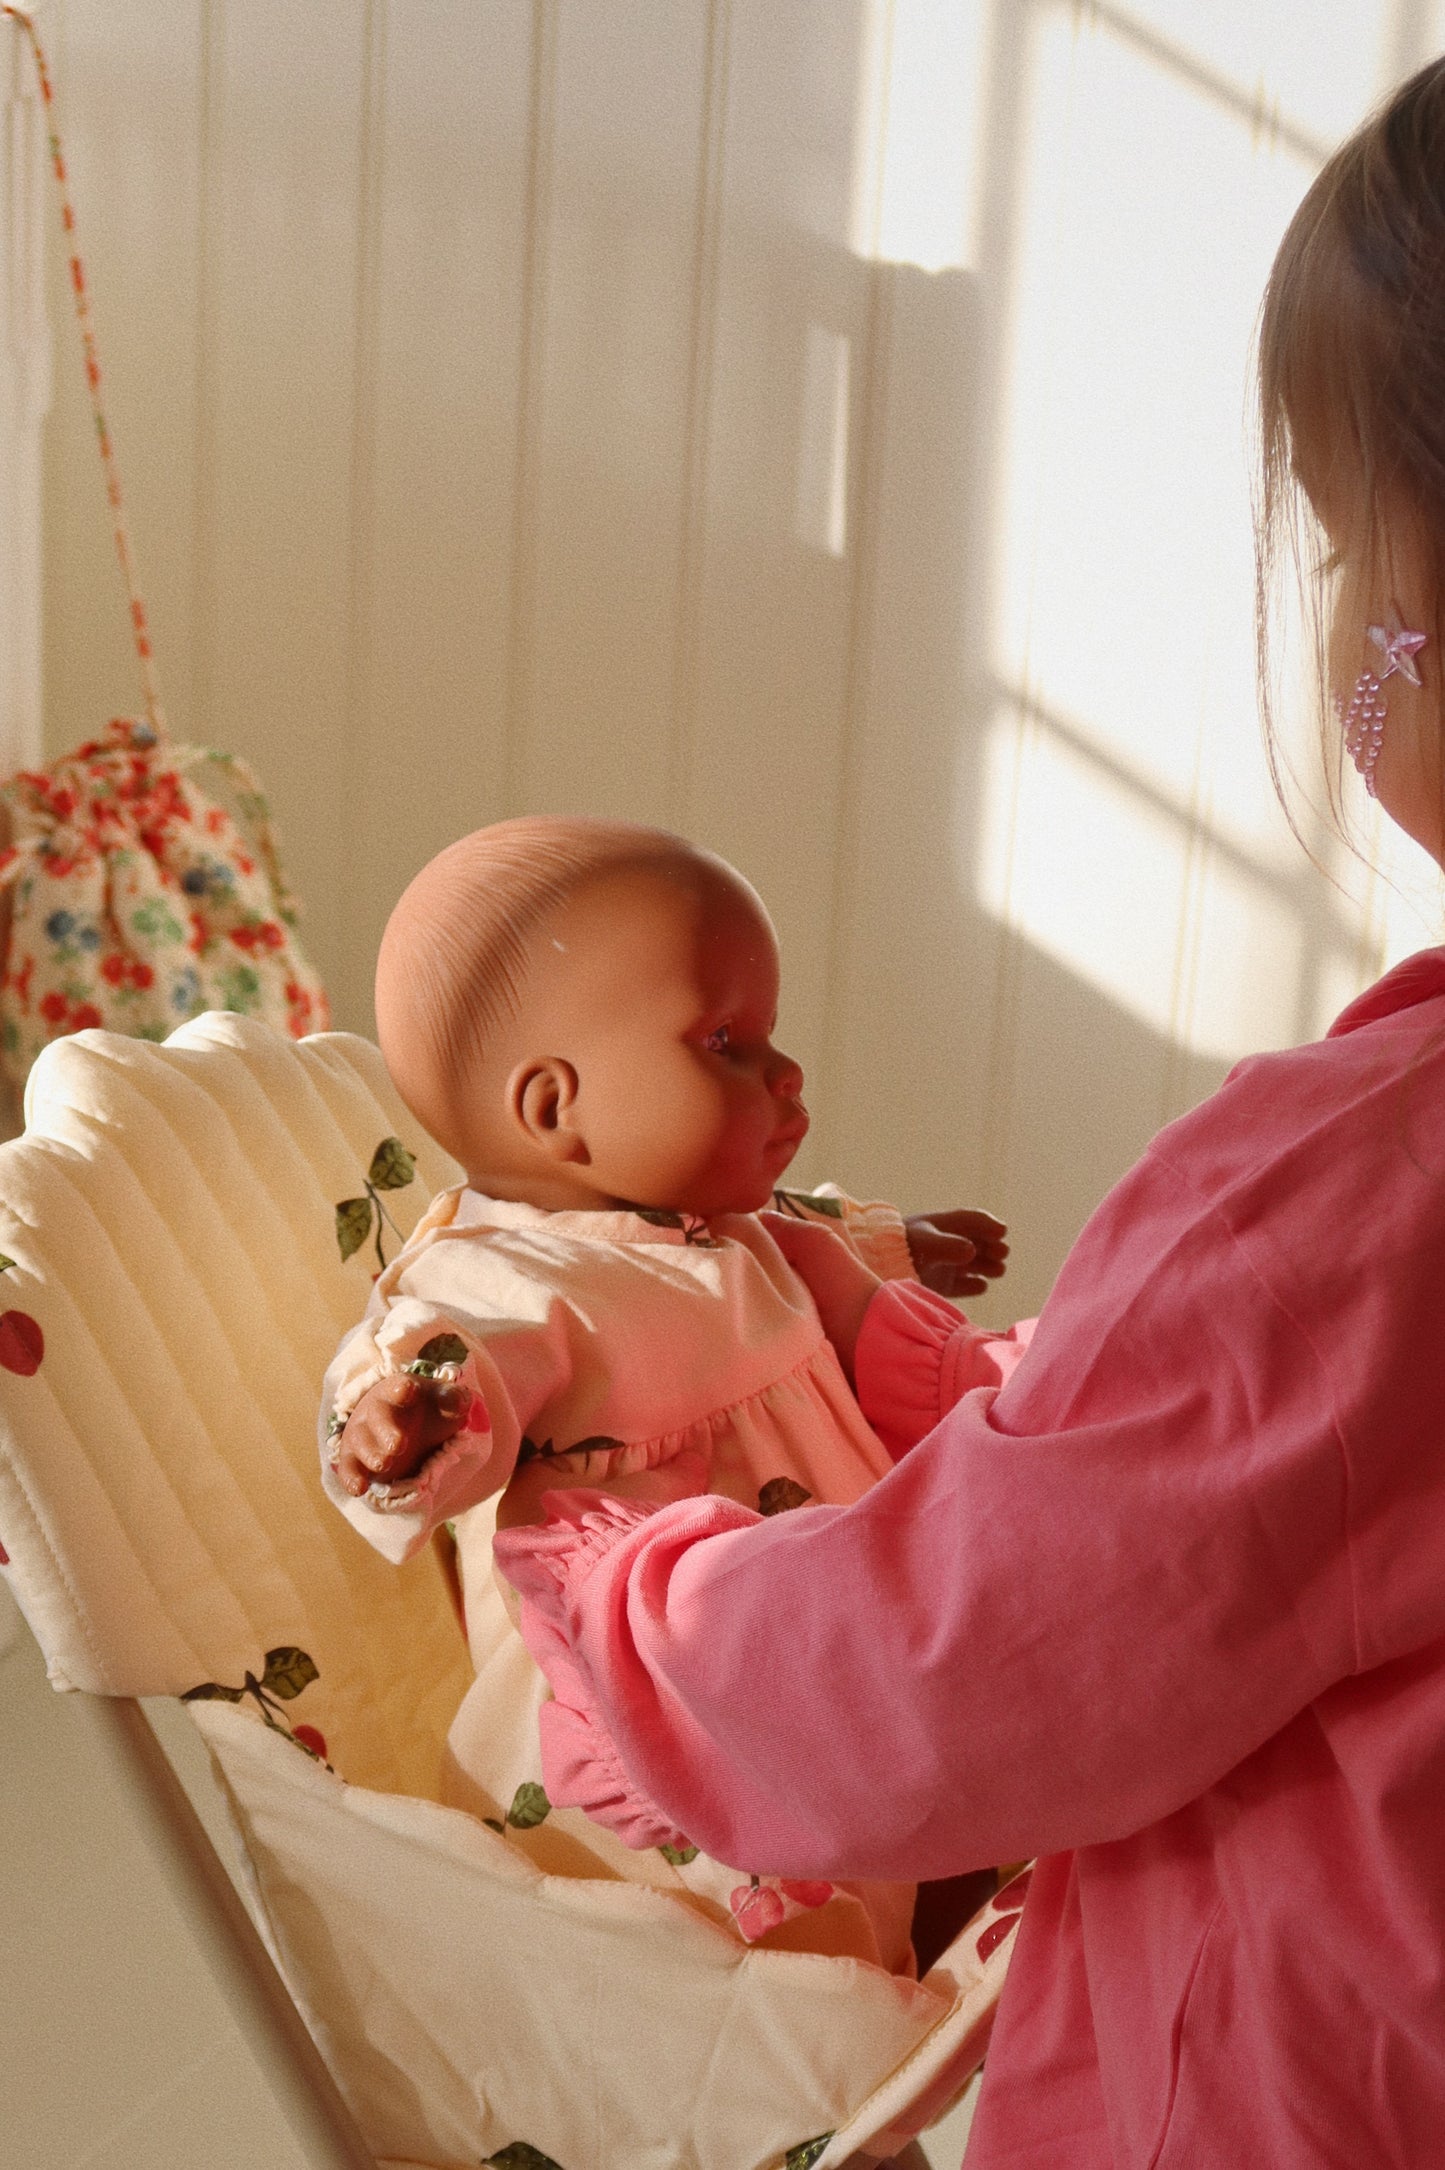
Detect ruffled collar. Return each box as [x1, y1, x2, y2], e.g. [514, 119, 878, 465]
[449, 1188, 722, 1249]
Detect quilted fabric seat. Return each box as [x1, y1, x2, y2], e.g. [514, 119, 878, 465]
[0, 1015, 1010, 2170]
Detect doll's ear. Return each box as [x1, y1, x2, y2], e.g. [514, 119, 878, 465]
[509, 1059, 589, 1164]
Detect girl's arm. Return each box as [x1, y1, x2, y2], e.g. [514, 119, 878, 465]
[495, 1146, 1364, 1882]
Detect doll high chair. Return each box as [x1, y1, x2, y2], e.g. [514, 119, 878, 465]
[0, 1014, 1013, 2170]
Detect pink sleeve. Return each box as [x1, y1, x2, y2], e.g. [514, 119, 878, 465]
[494, 1145, 1376, 1883]
[496, 1489, 759, 1852]
[854, 1280, 1036, 1459]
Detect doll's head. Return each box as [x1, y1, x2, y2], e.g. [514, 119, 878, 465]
[375, 817, 808, 1216]
[1257, 57, 1445, 861]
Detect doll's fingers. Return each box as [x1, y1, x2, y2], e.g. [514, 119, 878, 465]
[417, 1384, 473, 1448]
[918, 1260, 985, 1298]
[920, 1208, 1009, 1245]
[332, 1440, 374, 1495]
[908, 1225, 978, 1280]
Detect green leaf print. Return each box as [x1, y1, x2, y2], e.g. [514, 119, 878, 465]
[758, 1477, 814, 1517]
[262, 1647, 320, 1701]
[658, 1842, 699, 1867]
[416, 1332, 469, 1368]
[181, 1650, 325, 1762]
[506, 1782, 552, 1830]
[335, 1196, 373, 1263]
[484, 2145, 567, 2170]
[633, 1206, 686, 1230]
[771, 1188, 843, 1220]
[217, 962, 262, 1013]
[367, 1136, 416, 1191]
[130, 896, 185, 945]
[0, 1256, 16, 1276]
[783, 2138, 834, 2170]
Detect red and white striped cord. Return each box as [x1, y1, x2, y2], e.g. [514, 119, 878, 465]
[4, 4, 166, 737]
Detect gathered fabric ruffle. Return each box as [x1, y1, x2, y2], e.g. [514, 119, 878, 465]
[495, 1487, 758, 1853]
[855, 1282, 1037, 1459]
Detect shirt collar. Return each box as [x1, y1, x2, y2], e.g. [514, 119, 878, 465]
[1327, 945, 1445, 1038]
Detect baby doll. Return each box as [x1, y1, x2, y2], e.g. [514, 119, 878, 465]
[321, 816, 1015, 1970]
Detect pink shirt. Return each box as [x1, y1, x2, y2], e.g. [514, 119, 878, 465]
[495, 948, 1445, 2164]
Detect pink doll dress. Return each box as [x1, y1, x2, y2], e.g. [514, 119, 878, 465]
[321, 1184, 928, 1968]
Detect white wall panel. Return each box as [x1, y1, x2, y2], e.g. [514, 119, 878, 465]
[354, 0, 534, 1005]
[518, 0, 711, 822]
[34, 0, 1445, 1317]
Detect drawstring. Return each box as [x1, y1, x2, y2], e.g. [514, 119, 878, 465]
[3, 5, 166, 738]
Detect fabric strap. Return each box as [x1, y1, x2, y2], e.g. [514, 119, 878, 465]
[3, 5, 165, 736]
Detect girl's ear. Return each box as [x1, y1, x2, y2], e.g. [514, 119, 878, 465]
[508, 1058, 589, 1165]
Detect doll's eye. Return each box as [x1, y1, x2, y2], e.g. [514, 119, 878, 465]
[703, 1023, 731, 1054]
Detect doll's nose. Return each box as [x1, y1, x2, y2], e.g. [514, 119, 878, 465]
[769, 1051, 805, 1100]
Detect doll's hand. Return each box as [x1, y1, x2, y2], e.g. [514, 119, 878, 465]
[759, 1209, 882, 1385]
[905, 1208, 1009, 1298]
[330, 1372, 474, 1498]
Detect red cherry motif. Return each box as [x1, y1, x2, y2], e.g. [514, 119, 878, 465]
[730, 1882, 786, 1940]
[291, 1724, 328, 1760]
[464, 1394, 492, 1434]
[996, 1867, 1032, 1908]
[975, 1912, 1022, 1964]
[778, 1879, 834, 1910]
[0, 1311, 44, 1376]
[0, 1537, 8, 1565]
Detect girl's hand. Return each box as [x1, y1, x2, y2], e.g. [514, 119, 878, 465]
[759, 1209, 882, 1384]
[905, 1207, 1009, 1298]
[330, 1372, 473, 1497]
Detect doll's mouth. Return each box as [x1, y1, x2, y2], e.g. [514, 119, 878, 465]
[769, 1116, 809, 1156]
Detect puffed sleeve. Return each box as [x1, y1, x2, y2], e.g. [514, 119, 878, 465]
[493, 1146, 1362, 1882]
[853, 1279, 1035, 1459]
[769, 1182, 918, 1282]
[319, 1211, 575, 1565]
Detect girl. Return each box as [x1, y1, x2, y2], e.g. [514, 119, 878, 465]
[489, 59, 1445, 2166]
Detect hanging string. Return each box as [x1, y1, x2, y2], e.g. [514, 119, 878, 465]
[3, 5, 166, 737]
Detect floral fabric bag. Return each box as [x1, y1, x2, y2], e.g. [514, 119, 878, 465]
[0, 8, 328, 1095]
[0, 724, 329, 1088]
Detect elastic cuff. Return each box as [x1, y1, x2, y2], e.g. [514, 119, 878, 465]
[854, 1280, 965, 1458]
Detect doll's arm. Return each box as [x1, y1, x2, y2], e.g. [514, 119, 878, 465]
[763, 1209, 1031, 1452]
[319, 1287, 573, 1565]
[771, 1184, 1009, 1297]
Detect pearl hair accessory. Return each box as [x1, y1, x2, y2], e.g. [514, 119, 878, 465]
[1338, 622, 1428, 798]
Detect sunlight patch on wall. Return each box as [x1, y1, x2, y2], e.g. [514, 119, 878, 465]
[972, 4, 1416, 1066]
[795, 324, 851, 558]
[977, 703, 1312, 1057]
[849, 0, 988, 268]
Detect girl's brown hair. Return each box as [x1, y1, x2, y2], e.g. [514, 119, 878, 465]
[1256, 55, 1445, 837]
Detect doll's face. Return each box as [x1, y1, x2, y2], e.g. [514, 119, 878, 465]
[457, 855, 809, 1217]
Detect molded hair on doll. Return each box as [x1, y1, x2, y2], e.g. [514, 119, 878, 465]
[375, 816, 809, 1219]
